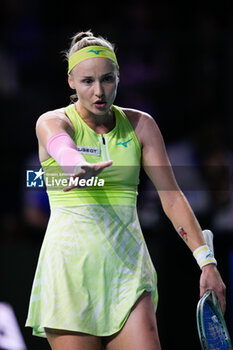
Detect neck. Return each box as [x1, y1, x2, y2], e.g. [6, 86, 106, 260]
[75, 102, 116, 134]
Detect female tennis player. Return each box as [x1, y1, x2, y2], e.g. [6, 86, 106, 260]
[26, 31, 226, 350]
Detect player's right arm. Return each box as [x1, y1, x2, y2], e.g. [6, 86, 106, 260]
[36, 109, 112, 188]
[36, 108, 75, 163]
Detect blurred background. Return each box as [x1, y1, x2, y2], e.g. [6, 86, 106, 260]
[1, 1, 233, 349]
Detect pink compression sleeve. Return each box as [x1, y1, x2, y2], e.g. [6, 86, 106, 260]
[46, 132, 86, 175]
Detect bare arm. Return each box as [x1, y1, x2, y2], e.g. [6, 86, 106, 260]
[36, 108, 112, 190]
[135, 112, 204, 250]
[129, 110, 226, 311]
[36, 108, 75, 163]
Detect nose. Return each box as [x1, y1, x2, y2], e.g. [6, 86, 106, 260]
[94, 81, 104, 98]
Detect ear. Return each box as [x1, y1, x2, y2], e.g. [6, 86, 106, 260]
[68, 74, 75, 89]
[117, 71, 120, 84]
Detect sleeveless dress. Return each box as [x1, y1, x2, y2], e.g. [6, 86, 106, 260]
[25, 104, 158, 337]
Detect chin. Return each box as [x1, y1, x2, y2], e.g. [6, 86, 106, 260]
[93, 106, 111, 115]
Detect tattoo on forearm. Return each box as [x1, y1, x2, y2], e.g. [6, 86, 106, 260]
[178, 226, 188, 242]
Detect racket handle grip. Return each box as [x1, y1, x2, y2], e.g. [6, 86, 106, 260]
[202, 229, 214, 254]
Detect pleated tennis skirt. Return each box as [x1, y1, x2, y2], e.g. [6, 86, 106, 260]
[25, 204, 158, 337]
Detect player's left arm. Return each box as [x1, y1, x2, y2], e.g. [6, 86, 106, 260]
[138, 111, 226, 311]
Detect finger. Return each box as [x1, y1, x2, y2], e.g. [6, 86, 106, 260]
[81, 160, 112, 171]
[66, 170, 86, 186]
[63, 185, 75, 192]
[218, 293, 226, 314]
[217, 286, 226, 314]
[63, 160, 113, 191]
[221, 301, 226, 314]
[73, 168, 86, 176]
[101, 160, 113, 167]
[94, 160, 113, 171]
[63, 183, 88, 192]
[63, 181, 85, 192]
[199, 288, 205, 299]
[218, 297, 226, 314]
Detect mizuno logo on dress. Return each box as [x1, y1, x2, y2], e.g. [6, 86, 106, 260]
[116, 138, 133, 148]
[87, 49, 105, 55]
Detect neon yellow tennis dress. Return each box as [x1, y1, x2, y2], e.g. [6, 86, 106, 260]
[25, 104, 158, 337]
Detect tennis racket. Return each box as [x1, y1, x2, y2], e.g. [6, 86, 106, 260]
[197, 230, 232, 349]
[197, 289, 233, 349]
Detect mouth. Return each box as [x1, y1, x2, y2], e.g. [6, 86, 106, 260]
[94, 100, 107, 109]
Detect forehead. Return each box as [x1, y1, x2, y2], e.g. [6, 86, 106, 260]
[72, 57, 116, 76]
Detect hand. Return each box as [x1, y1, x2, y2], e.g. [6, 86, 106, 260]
[63, 160, 112, 192]
[200, 264, 226, 313]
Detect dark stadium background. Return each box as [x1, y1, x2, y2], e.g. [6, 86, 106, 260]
[1, 2, 233, 349]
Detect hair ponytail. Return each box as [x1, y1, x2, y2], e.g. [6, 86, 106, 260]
[70, 30, 94, 46]
[65, 30, 115, 60]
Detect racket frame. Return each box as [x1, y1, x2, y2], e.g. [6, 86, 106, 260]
[197, 290, 232, 350]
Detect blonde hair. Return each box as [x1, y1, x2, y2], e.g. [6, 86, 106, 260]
[66, 30, 115, 60]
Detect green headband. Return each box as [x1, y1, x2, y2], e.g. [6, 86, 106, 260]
[68, 45, 119, 73]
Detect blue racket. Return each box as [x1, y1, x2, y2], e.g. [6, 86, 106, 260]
[196, 290, 233, 350]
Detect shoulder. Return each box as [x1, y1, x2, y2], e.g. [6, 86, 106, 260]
[36, 107, 74, 130]
[121, 107, 161, 146]
[36, 107, 68, 125]
[35, 107, 75, 142]
[121, 107, 151, 121]
[121, 107, 158, 129]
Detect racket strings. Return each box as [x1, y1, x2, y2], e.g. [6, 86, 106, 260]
[203, 303, 228, 350]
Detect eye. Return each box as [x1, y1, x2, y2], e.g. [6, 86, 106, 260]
[102, 75, 115, 82]
[82, 78, 93, 84]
